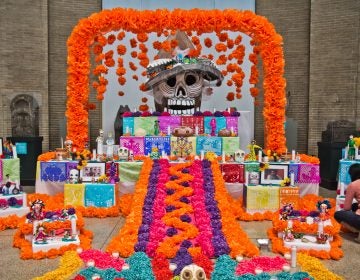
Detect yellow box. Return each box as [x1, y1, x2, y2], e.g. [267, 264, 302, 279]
[64, 184, 85, 207]
[243, 185, 279, 213]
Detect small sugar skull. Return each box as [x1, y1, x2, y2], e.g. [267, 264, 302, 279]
[118, 147, 129, 161]
[180, 264, 207, 280]
[234, 149, 245, 163]
[69, 169, 79, 184]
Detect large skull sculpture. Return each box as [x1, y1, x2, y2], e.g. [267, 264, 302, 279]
[153, 71, 204, 115]
[180, 264, 207, 280]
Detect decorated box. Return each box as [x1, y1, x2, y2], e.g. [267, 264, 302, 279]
[144, 136, 171, 155]
[119, 136, 145, 156]
[196, 136, 222, 155]
[122, 117, 134, 135]
[221, 163, 245, 183]
[134, 116, 158, 136]
[170, 136, 196, 157]
[158, 116, 181, 135]
[180, 116, 204, 134]
[2, 158, 20, 181]
[222, 137, 240, 155]
[243, 185, 280, 213]
[204, 116, 227, 135]
[0, 192, 28, 217]
[226, 116, 239, 136]
[297, 163, 320, 184]
[245, 162, 260, 186]
[64, 184, 85, 207]
[85, 183, 116, 207]
[40, 161, 67, 182]
[338, 159, 353, 188]
[279, 186, 300, 209]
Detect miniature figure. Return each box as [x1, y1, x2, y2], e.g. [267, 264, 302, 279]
[347, 135, 356, 160]
[27, 199, 46, 222]
[247, 140, 262, 161]
[106, 132, 115, 160]
[96, 129, 104, 159]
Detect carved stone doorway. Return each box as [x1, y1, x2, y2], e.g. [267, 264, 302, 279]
[10, 94, 39, 137]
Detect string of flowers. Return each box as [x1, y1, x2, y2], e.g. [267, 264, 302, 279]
[66, 8, 286, 151]
[249, 40, 260, 105]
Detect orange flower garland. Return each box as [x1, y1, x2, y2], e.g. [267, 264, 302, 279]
[66, 8, 286, 151]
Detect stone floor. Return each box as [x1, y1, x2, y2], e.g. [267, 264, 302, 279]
[0, 186, 359, 280]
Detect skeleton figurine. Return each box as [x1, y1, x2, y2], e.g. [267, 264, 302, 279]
[234, 149, 245, 163]
[96, 129, 104, 159]
[68, 169, 80, 184]
[64, 138, 73, 159]
[118, 147, 129, 161]
[144, 32, 223, 114]
[180, 264, 207, 280]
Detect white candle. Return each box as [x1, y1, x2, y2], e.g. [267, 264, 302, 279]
[287, 219, 293, 229]
[125, 126, 130, 134]
[254, 268, 263, 275]
[164, 107, 167, 112]
[112, 252, 119, 258]
[227, 107, 231, 113]
[340, 183, 345, 196]
[195, 126, 199, 135]
[162, 150, 166, 158]
[61, 137, 64, 149]
[318, 221, 324, 234]
[22, 192, 27, 207]
[200, 150, 204, 160]
[91, 149, 96, 161]
[258, 150, 262, 162]
[235, 255, 243, 262]
[12, 145, 17, 159]
[149, 107, 153, 113]
[222, 151, 226, 163]
[87, 260, 95, 267]
[167, 126, 171, 135]
[71, 217, 77, 236]
[97, 143, 103, 156]
[290, 246, 297, 268]
[290, 173, 295, 186]
[284, 253, 291, 260]
[213, 107, 216, 113]
[76, 247, 83, 254]
[282, 264, 291, 272]
[291, 150, 295, 161]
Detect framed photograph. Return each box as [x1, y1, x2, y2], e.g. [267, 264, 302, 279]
[260, 164, 289, 185]
[245, 171, 260, 186]
[80, 162, 106, 182]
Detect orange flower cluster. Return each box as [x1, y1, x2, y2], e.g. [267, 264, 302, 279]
[299, 154, 320, 164]
[38, 151, 56, 161]
[66, 8, 286, 151]
[0, 215, 24, 231]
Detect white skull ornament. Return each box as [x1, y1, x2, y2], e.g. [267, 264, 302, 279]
[234, 149, 246, 163]
[69, 169, 79, 184]
[180, 264, 207, 280]
[118, 147, 129, 161]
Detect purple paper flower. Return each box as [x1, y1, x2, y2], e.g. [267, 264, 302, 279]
[166, 189, 175, 195]
[179, 197, 190, 204]
[7, 197, 18, 207]
[230, 111, 241, 117]
[180, 214, 192, 223]
[134, 241, 147, 252]
[193, 111, 203, 116]
[166, 205, 176, 212]
[133, 111, 142, 117]
[67, 208, 76, 215]
[172, 247, 193, 275]
[180, 240, 192, 248]
[214, 111, 223, 117]
[309, 210, 320, 217]
[182, 168, 190, 174]
[170, 175, 179, 180]
[152, 111, 161, 116]
[181, 181, 190, 187]
[166, 227, 178, 237]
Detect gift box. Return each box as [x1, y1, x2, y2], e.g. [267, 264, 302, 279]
[64, 184, 85, 207]
[196, 136, 222, 155]
[119, 136, 145, 156]
[144, 136, 171, 155]
[226, 116, 239, 136]
[40, 161, 67, 182]
[180, 116, 204, 134]
[204, 116, 227, 135]
[85, 183, 115, 207]
[279, 186, 300, 209]
[297, 163, 320, 184]
[222, 137, 240, 155]
[134, 116, 158, 136]
[243, 185, 280, 213]
[122, 117, 134, 135]
[245, 162, 260, 186]
[158, 116, 181, 135]
[170, 137, 197, 156]
[221, 163, 245, 183]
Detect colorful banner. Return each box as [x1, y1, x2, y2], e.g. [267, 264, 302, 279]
[196, 136, 222, 155]
[222, 137, 240, 155]
[180, 116, 204, 134]
[204, 116, 227, 135]
[243, 185, 279, 212]
[134, 117, 158, 136]
[40, 161, 67, 182]
[221, 163, 245, 183]
[85, 183, 115, 207]
[119, 136, 145, 156]
[144, 136, 171, 155]
[122, 117, 134, 135]
[64, 183, 85, 206]
[279, 187, 300, 209]
[226, 116, 239, 136]
[297, 164, 320, 184]
[158, 116, 181, 135]
[2, 158, 20, 181]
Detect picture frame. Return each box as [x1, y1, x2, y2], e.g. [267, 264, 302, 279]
[80, 162, 106, 182]
[245, 170, 260, 186]
[260, 164, 289, 185]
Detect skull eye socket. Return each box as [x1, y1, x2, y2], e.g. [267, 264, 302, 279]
[196, 270, 206, 280]
[185, 73, 197, 86]
[182, 270, 193, 280]
[166, 76, 176, 87]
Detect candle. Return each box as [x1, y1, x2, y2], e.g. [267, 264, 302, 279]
[12, 145, 17, 159]
[0, 140, 2, 155]
[287, 219, 293, 229]
[87, 260, 95, 267]
[149, 107, 153, 113]
[76, 247, 83, 254]
[258, 150, 262, 162]
[282, 264, 291, 272]
[167, 126, 171, 135]
[222, 151, 226, 163]
[164, 107, 167, 112]
[230, 126, 234, 136]
[290, 245, 297, 268]
[227, 107, 231, 113]
[306, 216, 314, 224]
[254, 268, 263, 275]
[290, 173, 295, 186]
[340, 183, 345, 196]
[169, 263, 177, 271]
[61, 137, 64, 149]
[318, 221, 324, 234]
[22, 192, 27, 207]
[92, 149, 96, 161]
[291, 150, 295, 161]
[195, 126, 199, 135]
[71, 217, 77, 236]
[213, 107, 216, 113]
[112, 252, 119, 258]
[161, 150, 166, 158]
[125, 126, 130, 134]
[284, 253, 291, 260]
[235, 255, 243, 262]
[200, 150, 204, 160]
[263, 156, 269, 163]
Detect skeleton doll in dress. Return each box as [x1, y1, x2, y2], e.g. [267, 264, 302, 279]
[144, 31, 223, 114]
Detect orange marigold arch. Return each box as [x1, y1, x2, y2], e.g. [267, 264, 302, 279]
[66, 8, 286, 152]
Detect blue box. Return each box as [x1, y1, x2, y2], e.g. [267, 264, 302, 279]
[204, 116, 227, 135]
[144, 136, 171, 155]
[196, 136, 222, 155]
